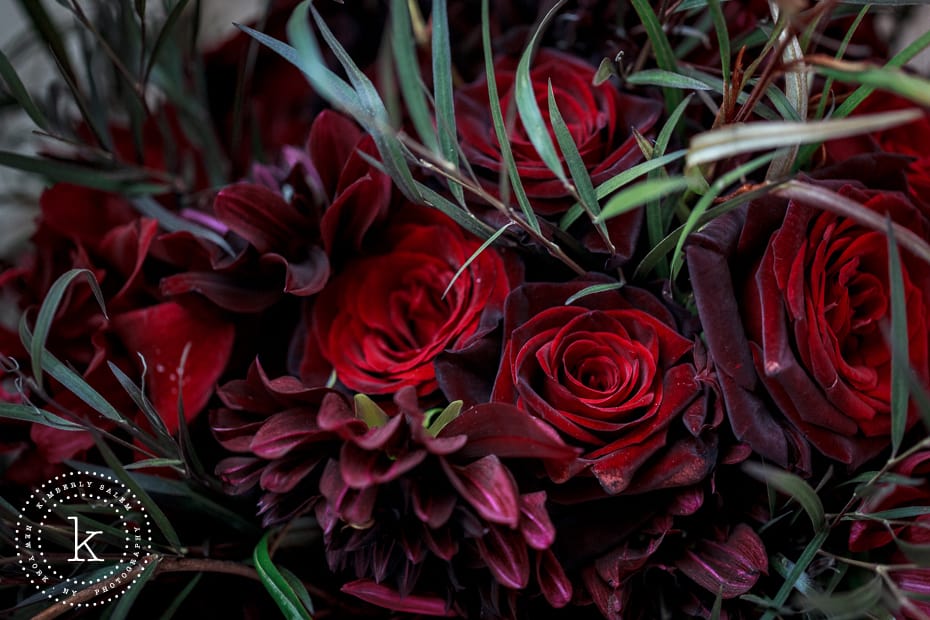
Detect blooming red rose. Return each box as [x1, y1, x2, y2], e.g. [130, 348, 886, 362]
[687, 177, 930, 470]
[492, 279, 718, 494]
[301, 205, 511, 397]
[455, 49, 662, 260]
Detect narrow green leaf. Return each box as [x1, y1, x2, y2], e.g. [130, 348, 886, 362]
[124, 458, 185, 471]
[687, 109, 923, 169]
[176, 345, 209, 484]
[132, 197, 234, 256]
[14, 0, 79, 86]
[887, 217, 910, 456]
[596, 177, 695, 223]
[279, 567, 316, 616]
[19, 322, 126, 423]
[765, 2, 807, 178]
[0, 402, 84, 431]
[815, 5, 871, 121]
[669, 150, 781, 279]
[630, 0, 682, 112]
[442, 223, 513, 300]
[655, 96, 694, 158]
[0, 151, 167, 195]
[108, 360, 174, 444]
[481, 0, 538, 232]
[814, 61, 930, 108]
[355, 394, 388, 429]
[845, 506, 930, 521]
[743, 462, 826, 530]
[94, 437, 183, 551]
[564, 282, 625, 305]
[772, 554, 818, 595]
[559, 150, 687, 230]
[625, 69, 713, 91]
[412, 179, 494, 239]
[108, 557, 161, 620]
[804, 575, 883, 618]
[431, 0, 464, 205]
[593, 57, 617, 86]
[157, 573, 202, 620]
[548, 81, 611, 248]
[0, 48, 50, 129]
[253, 531, 314, 620]
[706, 0, 730, 82]
[514, 0, 569, 185]
[143, 0, 192, 85]
[427, 401, 463, 437]
[29, 269, 107, 391]
[893, 535, 930, 566]
[634, 183, 776, 279]
[390, 1, 438, 152]
[760, 530, 829, 620]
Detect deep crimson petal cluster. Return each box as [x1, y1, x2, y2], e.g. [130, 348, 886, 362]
[301, 204, 512, 397]
[687, 174, 930, 470]
[456, 50, 662, 261]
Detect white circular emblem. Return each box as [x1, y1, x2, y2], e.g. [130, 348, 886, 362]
[15, 470, 155, 608]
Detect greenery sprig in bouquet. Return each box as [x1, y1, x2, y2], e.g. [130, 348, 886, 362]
[1, 0, 929, 618]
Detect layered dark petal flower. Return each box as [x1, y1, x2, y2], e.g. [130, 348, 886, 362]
[302, 205, 512, 397]
[687, 174, 930, 470]
[491, 278, 718, 494]
[455, 49, 662, 261]
[676, 524, 768, 599]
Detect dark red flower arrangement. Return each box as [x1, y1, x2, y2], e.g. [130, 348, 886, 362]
[1, 2, 929, 619]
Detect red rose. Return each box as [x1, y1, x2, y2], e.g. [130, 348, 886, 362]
[687, 178, 930, 470]
[455, 49, 662, 260]
[492, 279, 718, 494]
[301, 206, 511, 397]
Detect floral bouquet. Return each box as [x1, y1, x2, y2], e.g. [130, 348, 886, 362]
[1, 0, 929, 618]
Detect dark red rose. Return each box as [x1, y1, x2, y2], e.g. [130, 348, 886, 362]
[455, 49, 662, 260]
[825, 94, 930, 214]
[687, 177, 930, 470]
[492, 279, 719, 494]
[301, 205, 512, 397]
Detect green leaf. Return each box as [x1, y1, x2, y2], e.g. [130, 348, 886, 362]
[124, 458, 185, 471]
[143, 0, 193, 85]
[887, 217, 910, 456]
[14, 0, 79, 87]
[0, 402, 84, 431]
[593, 57, 617, 86]
[279, 567, 316, 616]
[427, 400, 463, 437]
[814, 5, 871, 121]
[669, 150, 781, 280]
[157, 573, 202, 620]
[596, 176, 695, 223]
[706, 0, 730, 82]
[765, 2, 807, 178]
[803, 575, 883, 619]
[845, 506, 930, 521]
[253, 531, 314, 620]
[442, 223, 513, 299]
[431, 0, 464, 205]
[655, 95, 693, 158]
[559, 150, 687, 230]
[0, 151, 167, 195]
[564, 282, 625, 305]
[28, 269, 107, 391]
[813, 60, 930, 108]
[108, 557, 161, 620]
[760, 530, 829, 620]
[0, 48, 50, 130]
[743, 462, 826, 530]
[131, 197, 234, 256]
[390, 1, 438, 153]
[108, 360, 174, 445]
[630, 0, 682, 112]
[19, 322, 125, 423]
[355, 394, 388, 429]
[687, 109, 923, 169]
[893, 535, 930, 566]
[94, 437, 183, 552]
[514, 0, 569, 185]
[625, 69, 713, 91]
[548, 80, 611, 249]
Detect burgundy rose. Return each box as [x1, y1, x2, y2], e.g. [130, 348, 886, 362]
[455, 49, 662, 260]
[492, 279, 719, 495]
[687, 176, 930, 470]
[301, 205, 512, 397]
